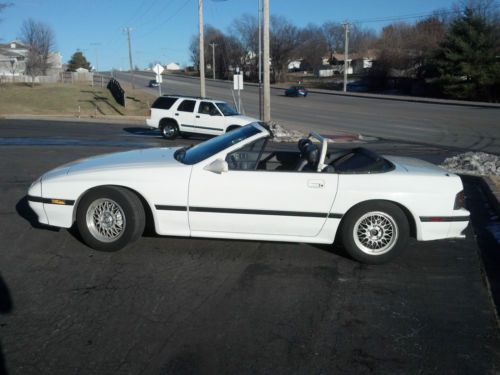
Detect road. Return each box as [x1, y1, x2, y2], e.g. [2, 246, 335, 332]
[112, 71, 500, 154]
[0, 119, 499, 374]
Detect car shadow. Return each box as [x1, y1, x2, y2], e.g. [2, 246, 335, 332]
[0, 274, 13, 375]
[122, 127, 213, 142]
[15, 197, 59, 232]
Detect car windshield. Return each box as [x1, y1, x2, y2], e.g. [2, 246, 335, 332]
[216, 102, 239, 116]
[175, 124, 261, 165]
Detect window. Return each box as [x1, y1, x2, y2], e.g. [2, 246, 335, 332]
[175, 125, 261, 165]
[152, 97, 177, 110]
[177, 100, 196, 112]
[216, 102, 238, 116]
[226, 137, 268, 170]
[198, 102, 220, 116]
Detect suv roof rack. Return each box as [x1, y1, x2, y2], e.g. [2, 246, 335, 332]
[162, 94, 214, 100]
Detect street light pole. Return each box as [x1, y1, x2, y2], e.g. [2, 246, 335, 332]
[210, 42, 217, 80]
[198, 0, 206, 98]
[258, 0, 263, 120]
[263, 0, 271, 122]
[124, 27, 135, 88]
[343, 22, 350, 93]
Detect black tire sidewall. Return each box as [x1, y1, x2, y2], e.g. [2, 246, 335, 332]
[340, 201, 409, 264]
[76, 187, 145, 252]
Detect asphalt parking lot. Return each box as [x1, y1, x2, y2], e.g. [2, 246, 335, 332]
[0, 119, 499, 374]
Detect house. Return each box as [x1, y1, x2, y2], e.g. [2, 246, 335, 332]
[0, 40, 62, 77]
[0, 40, 28, 76]
[165, 62, 181, 71]
[330, 50, 377, 75]
[288, 60, 302, 72]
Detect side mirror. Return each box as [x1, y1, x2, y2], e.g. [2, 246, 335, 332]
[204, 159, 229, 174]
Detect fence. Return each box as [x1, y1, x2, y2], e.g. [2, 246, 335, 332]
[0, 72, 109, 88]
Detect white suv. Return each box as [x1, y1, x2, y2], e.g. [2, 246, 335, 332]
[146, 95, 259, 139]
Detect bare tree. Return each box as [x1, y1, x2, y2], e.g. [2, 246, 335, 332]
[270, 15, 299, 82]
[296, 24, 328, 72]
[231, 14, 259, 72]
[20, 18, 55, 86]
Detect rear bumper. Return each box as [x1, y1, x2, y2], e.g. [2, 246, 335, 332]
[418, 213, 470, 241]
[146, 118, 158, 128]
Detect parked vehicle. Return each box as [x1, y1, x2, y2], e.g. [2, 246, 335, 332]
[27, 123, 469, 264]
[148, 80, 160, 88]
[285, 86, 308, 97]
[146, 95, 258, 139]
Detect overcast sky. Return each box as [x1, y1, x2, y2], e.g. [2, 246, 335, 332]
[0, 0, 462, 70]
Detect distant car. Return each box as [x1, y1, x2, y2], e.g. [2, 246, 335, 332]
[285, 85, 308, 97]
[27, 123, 469, 264]
[148, 80, 160, 88]
[146, 95, 259, 139]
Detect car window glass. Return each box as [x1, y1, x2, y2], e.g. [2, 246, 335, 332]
[198, 102, 220, 116]
[216, 102, 238, 116]
[177, 100, 196, 112]
[226, 138, 267, 171]
[176, 124, 261, 165]
[152, 97, 177, 110]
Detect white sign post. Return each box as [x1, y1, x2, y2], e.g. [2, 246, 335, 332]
[233, 68, 244, 113]
[153, 64, 165, 96]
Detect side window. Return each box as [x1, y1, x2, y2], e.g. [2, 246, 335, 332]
[152, 97, 177, 110]
[198, 102, 220, 116]
[177, 100, 196, 112]
[226, 138, 267, 171]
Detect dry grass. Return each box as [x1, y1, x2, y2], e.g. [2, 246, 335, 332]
[0, 83, 155, 117]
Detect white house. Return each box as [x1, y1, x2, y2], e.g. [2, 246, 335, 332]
[165, 62, 181, 71]
[0, 40, 62, 77]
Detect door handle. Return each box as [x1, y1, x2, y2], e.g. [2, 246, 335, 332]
[308, 179, 325, 188]
[196, 115, 200, 118]
[175, 113, 179, 116]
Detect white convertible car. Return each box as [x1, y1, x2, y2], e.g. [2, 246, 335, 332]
[27, 123, 469, 264]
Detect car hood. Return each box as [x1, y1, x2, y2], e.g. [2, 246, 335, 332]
[385, 155, 451, 176]
[230, 115, 259, 124]
[43, 147, 180, 180]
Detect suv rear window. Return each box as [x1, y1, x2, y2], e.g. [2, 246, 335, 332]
[177, 100, 196, 112]
[151, 97, 178, 110]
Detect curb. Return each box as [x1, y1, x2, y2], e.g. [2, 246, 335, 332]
[480, 177, 500, 216]
[0, 114, 146, 125]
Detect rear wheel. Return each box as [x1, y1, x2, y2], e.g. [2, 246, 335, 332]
[76, 186, 145, 252]
[160, 120, 178, 139]
[339, 201, 409, 264]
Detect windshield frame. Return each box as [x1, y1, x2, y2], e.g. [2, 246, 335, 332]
[175, 123, 267, 165]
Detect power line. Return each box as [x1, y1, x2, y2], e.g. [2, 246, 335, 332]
[135, 0, 193, 39]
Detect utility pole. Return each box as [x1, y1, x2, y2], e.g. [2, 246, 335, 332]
[124, 27, 135, 88]
[210, 42, 217, 80]
[90, 42, 100, 72]
[343, 22, 349, 93]
[198, 0, 206, 98]
[263, 0, 270, 122]
[258, 0, 263, 120]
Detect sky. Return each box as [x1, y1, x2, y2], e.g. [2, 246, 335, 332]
[0, 0, 464, 70]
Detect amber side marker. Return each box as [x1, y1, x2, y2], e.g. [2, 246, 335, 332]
[51, 199, 67, 205]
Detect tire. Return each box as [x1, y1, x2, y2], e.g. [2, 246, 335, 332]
[76, 186, 145, 252]
[339, 201, 409, 264]
[226, 125, 240, 133]
[160, 120, 178, 140]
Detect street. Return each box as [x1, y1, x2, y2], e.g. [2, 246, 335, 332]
[113, 71, 500, 154]
[0, 119, 498, 374]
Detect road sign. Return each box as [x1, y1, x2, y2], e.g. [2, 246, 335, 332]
[233, 72, 243, 91]
[156, 74, 163, 83]
[153, 64, 164, 75]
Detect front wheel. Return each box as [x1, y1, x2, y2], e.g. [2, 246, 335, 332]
[339, 201, 409, 264]
[76, 186, 145, 251]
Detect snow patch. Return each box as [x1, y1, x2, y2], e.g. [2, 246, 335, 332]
[269, 122, 307, 143]
[440, 152, 500, 176]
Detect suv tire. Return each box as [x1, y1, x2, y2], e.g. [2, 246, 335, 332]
[160, 120, 178, 140]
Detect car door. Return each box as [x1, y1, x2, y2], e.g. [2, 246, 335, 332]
[195, 101, 226, 135]
[174, 99, 197, 133]
[188, 143, 339, 237]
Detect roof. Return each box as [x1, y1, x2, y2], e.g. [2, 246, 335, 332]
[0, 40, 28, 50]
[0, 48, 24, 58]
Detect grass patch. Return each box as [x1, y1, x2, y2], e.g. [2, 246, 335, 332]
[0, 83, 155, 117]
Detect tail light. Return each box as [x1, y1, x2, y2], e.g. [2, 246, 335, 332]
[454, 190, 465, 210]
